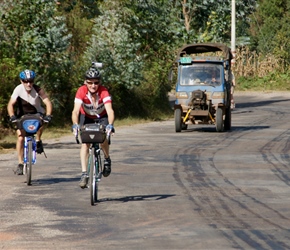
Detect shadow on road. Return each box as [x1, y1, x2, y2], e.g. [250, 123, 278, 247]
[181, 125, 270, 133]
[230, 126, 270, 131]
[98, 194, 175, 203]
[0, 141, 78, 151]
[45, 142, 79, 149]
[32, 177, 79, 185]
[237, 98, 290, 109]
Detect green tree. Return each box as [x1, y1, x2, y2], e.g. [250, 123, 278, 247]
[0, 0, 72, 125]
[153, 0, 257, 44]
[84, 0, 179, 118]
[0, 59, 19, 126]
[82, 1, 143, 118]
[248, 0, 290, 66]
[0, 0, 266, 128]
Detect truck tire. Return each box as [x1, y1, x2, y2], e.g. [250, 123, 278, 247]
[216, 107, 224, 132]
[224, 106, 231, 131]
[175, 109, 182, 132]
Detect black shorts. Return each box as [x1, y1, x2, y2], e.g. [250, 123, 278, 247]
[79, 114, 108, 127]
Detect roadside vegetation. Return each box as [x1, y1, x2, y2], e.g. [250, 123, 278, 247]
[0, 0, 289, 150]
[234, 47, 290, 91]
[0, 116, 171, 152]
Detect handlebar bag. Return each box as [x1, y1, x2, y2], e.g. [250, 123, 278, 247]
[21, 115, 42, 134]
[80, 123, 106, 143]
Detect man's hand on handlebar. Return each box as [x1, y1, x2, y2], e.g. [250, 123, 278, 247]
[9, 115, 17, 123]
[106, 124, 115, 136]
[72, 124, 80, 137]
[43, 115, 52, 123]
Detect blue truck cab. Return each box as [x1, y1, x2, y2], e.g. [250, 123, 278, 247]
[174, 43, 234, 132]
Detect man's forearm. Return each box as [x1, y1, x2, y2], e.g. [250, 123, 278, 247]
[72, 112, 79, 125]
[7, 101, 15, 117]
[108, 110, 115, 125]
[43, 98, 52, 115]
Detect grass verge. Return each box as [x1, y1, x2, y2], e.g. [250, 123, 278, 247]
[0, 116, 172, 154]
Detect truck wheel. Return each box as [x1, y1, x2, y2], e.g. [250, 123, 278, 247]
[224, 106, 231, 131]
[216, 107, 224, 132]
[174, 109, 182, 132]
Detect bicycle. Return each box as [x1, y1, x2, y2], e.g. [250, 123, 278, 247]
[17, 114, 45, 185]
[76, 123, 108, 205]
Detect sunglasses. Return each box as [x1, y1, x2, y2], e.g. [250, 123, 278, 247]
[22, 80, 34, 84]
[86, 80, 100, 85]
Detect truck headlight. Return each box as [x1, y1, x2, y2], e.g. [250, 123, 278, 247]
[206, 92, 212, 99]
[176, 92, 188, 99]
[212, 92, 224, 99]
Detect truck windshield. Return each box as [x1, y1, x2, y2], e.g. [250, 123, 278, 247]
[180, 64, 223, 86]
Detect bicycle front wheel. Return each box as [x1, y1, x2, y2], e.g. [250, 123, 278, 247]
[26, 140, 33, 185]
[89, 153, 98, 205]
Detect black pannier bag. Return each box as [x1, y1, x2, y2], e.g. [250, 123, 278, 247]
[80, 123, 106, 143]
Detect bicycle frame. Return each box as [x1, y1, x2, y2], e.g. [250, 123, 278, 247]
[24, 135, 37, 165]
[19, 114, 42, 185]
[23, 134, 37, 185]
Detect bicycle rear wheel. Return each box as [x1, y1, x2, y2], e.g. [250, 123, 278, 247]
[89, 153, 98, 205]
[26, 140, 33, 185]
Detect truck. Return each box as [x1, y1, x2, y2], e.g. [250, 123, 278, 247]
[173, 43, 234, 132]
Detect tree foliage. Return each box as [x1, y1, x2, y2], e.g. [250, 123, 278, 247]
[0, 0, 288, 128]
[0, 0, 72, 125]
[248, 0, 290, 66]
[84, 0, 179, 117]
[158, 0, 257, 44]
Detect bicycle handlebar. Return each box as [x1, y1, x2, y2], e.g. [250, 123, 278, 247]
[14, 113, 52, 124]
[15, 114, 42, 121]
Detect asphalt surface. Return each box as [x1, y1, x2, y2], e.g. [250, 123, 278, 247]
[1, 91, 290, 249]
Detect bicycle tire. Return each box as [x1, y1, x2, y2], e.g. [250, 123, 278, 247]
[94, 150, 101, 202]
[89, 151, 97, 205]
[26, 140, 33, 185]
[94, 159, 98, 203]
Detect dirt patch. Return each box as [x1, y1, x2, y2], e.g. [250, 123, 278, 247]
[0, 232, 17, 241]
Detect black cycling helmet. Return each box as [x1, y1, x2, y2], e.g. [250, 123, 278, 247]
[85, 68, 101, 79]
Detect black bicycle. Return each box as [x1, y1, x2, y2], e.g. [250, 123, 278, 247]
[76, 123, 107, 205]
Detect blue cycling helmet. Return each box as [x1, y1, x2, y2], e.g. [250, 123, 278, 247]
[19, 70, 36, 81]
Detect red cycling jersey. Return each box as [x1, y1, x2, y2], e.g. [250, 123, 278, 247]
[74, 85, 112, 119]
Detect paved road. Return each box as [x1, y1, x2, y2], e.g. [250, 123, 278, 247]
[1, 92, 290, 250]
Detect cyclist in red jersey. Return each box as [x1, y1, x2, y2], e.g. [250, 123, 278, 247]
[7, 70, 53, 175]
[71, 67, 115, 188]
